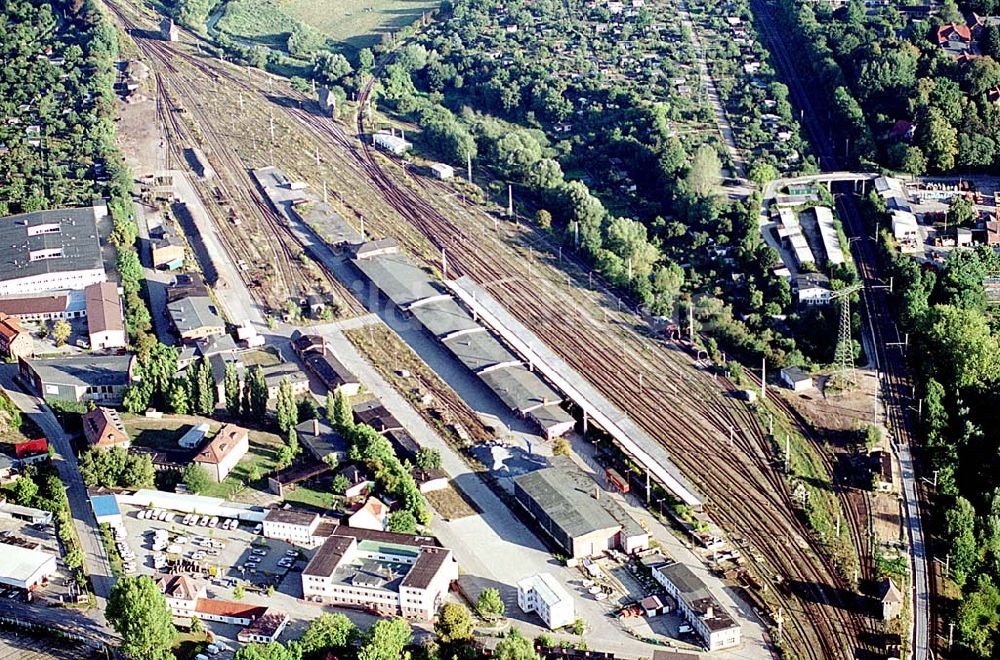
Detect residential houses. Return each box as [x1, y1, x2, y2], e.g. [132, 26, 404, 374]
[82, 407, 130, 449]
[517, 573, 575, 630]
[84, 282, 126, 350]
[0, 314, 32, 360]
[192, 424, 249, 482]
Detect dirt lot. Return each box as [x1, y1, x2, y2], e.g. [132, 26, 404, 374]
[780, 369, 880, 439]
[118, 95, 166, 177]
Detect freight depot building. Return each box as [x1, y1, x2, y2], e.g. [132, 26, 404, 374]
[351, 248, 575, 439]
[513, 457, 648, 559]
[0, 205, 108, 297]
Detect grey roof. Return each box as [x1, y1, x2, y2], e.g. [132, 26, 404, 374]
[527, 403, 576, 431]
[0, 207, 104, 284]
[262, 364, 309, 387]
[167, 295, 224, 334]
[558, 458, 645, 539]
[27, 354, 133, 388]
[409, 298, 480, 338]
[479, 366, 563, 414]
[351, 254, 442, 308]
[513, 462, 621, 539]
[656, 562, 710, 601]
[780, 366, 811, 383]
[442, 330, 519, 372]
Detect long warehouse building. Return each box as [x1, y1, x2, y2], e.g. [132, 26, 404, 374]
[351, 248, 575, 439]
[447, 275, 704, 509]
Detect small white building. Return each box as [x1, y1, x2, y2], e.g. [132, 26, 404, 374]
[373, 131, 411, 156]
[430, 163, 454, 180]
[0, 543, 57, 591]
[178, 423, 210, 449]
[891, 210, 920, 251]
[193, 424, 249, 482]
[517, 573, 575, 630]
[794, 273, 832, 305]
[347, 496, 389, 531]
[262, 508, 321, 545]
[238, 609, 290, 644]
[780, 367, 814, 392]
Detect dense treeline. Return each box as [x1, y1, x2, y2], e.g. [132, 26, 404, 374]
[880, 210, 1000, 656]
[0, 0, 126, 213]
[775, 0, 1000, 174]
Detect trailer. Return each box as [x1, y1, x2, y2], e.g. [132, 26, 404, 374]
[606, 467, 630, 494]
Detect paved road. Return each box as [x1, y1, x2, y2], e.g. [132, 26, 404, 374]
[753, 1, 930, 655]
[677, 0, 746, 179]
[134, 204, 177, 345]
[0, 366, 114, 626]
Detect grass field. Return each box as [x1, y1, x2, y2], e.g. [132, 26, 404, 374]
[217, 0, 441, 53]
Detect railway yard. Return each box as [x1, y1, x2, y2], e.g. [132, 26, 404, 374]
[104, 1, 883, 656]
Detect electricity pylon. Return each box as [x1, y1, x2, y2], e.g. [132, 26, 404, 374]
[831, 283, 864, 388]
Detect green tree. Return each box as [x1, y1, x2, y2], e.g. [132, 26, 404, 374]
[685, 144, 722, 197]
[947, 196, 977, 228]
[106, 576, 176, 660]
[9, 475, 38, 506]
[182, 463, 211, 494]
[357, 618, 412, 660]
[358, 48, 375, 73]
[234, 642, 295, 660]
[276, 445, 294, 470]
[957, 573, 1000, 657]
[476, 587, 505, 620]
[331, 388, 353, 431]
[52, 319, 71, 347]
[64, 548, 85, 570]
[312, 52, 353, 84]
[123, 453, 156, 489]
[495, 629, 540, 660]
[276, 377, 298, 434]
[248, 365, 268, 420]
[916, 107, 959, 172]
[414, 448, 441, 470]
[434, 602, 473, 644]
[945, 496, 979, 586]
[923, 304, 999, 389]
[552, 437, 571, 456]
[387, 510, 417, 534]
[225, 362, 241, 416]
[300, 613, 358, 654]
[331, 473, 350, 495]
[167, 378, 189, 415]
[233, 582, 246, 600]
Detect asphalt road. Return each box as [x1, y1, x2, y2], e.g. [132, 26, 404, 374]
[0, 366, 115, 626]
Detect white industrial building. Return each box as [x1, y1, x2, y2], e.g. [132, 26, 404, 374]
[117, 489, 267, 522]
[301, 529, 457, 621]
[262, 509, 321, 545]
[652, 562, 741, 651]
[373, 130, 411, 156]
[814, 206, 845, 265]
[517, 573, 575, 630]
[0, 205, 108, 297]
[430, 163, 454, 180]
[0, 543, 57, 591]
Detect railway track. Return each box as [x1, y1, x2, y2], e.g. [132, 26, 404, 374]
[103, 2, 874, 654]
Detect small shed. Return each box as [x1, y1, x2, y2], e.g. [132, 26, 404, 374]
[879, 577, 902, 620]
[305, 294, 326, 318]
[641, 593, 672, 617]
[780, 367, 813, 392]
[430, 163, 454, 180]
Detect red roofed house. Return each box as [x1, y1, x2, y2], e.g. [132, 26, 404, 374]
[0, 313, 33, 360]
[15, 438, 48, 464]
[937, 22, 972, 45]
[194, 598, 267, 625]
[347, 496, 390, 531]
[82, 407, 130, 449]
[193, 424, 249, 481]
[156, 574, 206, 618]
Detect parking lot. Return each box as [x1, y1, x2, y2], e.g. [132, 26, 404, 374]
[119, 505, 305, 592]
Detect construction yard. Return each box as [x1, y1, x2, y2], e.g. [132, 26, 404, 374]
[104, 1, 878, 655]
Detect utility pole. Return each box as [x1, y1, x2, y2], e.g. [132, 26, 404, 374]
[323, 180, 328, 204]
[835, 510, 841, 538]
[728, 426, 735, 447]
[360, 215, 365, 240]
[776, 607, 783, 643]
[627, 257, 633, 281]
[441, 248, 447, 278]
[507, 185, 513, 217]
[768, 412, 773, 436]
[239, 91, 243, 111]
[949, 622, 955, 650]
[688, 304, 694, 344]
[784, 435, 791, 473]
[638, 372, 643, 395]
[573, 221, 579, 248]
[760, 357, 766, 401]
[467, 151, 472, 184]
[314, 148, 320, 166]
[269, 116, 275, 144]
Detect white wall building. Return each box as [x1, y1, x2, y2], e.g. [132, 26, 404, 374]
[262, 509, 321, 545]
[0, 543, 57, 591]
[301, 530, 457, 621]
[517, 573, 575, 630]
[653, 562, 741, 651]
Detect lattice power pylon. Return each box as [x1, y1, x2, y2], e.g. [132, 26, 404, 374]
[831, 283, 864, 387]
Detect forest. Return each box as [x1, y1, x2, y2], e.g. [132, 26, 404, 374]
[775, 0, 1000, 174]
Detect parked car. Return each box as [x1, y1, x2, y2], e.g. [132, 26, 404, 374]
[209, 517, 219, 528]
[253, 524, 263, 534]
[251, 549, 266, 556]
[182, 514, 193, 525]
